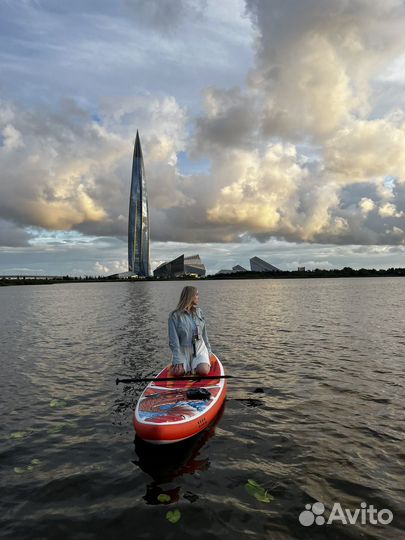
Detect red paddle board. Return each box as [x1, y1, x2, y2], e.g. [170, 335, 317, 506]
[133, 354, 226, 444]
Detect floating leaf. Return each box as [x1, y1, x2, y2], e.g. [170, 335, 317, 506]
[14, 467, 26, 474]
[166, 509, 181, 523]
[26, 465, 34, 472]
[50, 399, 67, 408]
[10, 431, 30, 440]
[48, 424, 64, 434]
[157, 494, 171, 503]
[247, 479, 261, 487]
[245, 479, 274, 503]
[31, 459, 41, 466]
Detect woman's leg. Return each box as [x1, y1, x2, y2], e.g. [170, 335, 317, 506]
[192, 341, 211, 375]
[194, 362, 210, 376]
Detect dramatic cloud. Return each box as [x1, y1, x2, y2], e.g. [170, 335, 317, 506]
[0, 96, 188, 238]
[184, 0, 405, 246]
[324, 119, 405, 181]
[245, 0, 405, 136]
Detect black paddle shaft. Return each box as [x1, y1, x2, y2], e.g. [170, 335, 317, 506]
[116, 374, 238, 385]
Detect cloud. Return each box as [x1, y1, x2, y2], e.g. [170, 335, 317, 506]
[0, 0, 252, 113]
[178, 0, 405, 246]
[0, 0, 404, 265]
[324, 119, 405, 182]
[378, 202, 403, 218]
[123, 0, 206, 33]
[0, 219, 31, 247]
[245, 0, 405, 137]
[0, 95, 188, 241]
[2, 124, 24, 150]
[193, 87, 257, 151]
[359, 197, 376, 215]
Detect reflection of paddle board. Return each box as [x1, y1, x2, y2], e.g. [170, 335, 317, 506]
[133, 354, 226, 444]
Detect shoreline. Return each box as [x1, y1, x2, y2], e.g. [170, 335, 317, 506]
[1, 268, 404, 286]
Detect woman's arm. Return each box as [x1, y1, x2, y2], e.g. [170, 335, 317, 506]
[168, 314, 183, 365]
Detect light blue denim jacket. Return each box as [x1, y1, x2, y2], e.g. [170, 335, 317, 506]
[168, 307, 212, 365]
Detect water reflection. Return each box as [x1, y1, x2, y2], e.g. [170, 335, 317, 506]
[133, 404, 225, 505]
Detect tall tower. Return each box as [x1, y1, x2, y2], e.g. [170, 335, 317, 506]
[128, 131, 151, 276]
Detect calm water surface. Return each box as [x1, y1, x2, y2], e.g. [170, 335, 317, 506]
[0, 278, 404, 540]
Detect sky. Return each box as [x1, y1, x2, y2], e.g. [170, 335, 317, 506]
[0, 0, 404, 276]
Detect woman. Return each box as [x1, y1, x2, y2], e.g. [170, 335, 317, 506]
[168, 286, 212, 376]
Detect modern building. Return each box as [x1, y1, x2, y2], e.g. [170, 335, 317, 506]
[154, 254, 206, 278]
[184, 255, 206, 276]
[128, 131, 151, 276]
[232, 265, 247, 272]
[250, 256, 280, 272]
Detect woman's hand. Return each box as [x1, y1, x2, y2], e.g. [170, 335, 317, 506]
[172, 364, 185, 376]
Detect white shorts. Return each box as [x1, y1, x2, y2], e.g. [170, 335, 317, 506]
[176, 339, 210, 373]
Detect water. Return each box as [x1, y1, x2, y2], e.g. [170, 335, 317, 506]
[0, 278, 404, 539]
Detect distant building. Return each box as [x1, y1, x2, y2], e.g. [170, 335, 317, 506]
[232, 265, 247, 272]
[184, 255, 206, 276]
[113, 271, 137, 279]
[250, 256, 280, 272]
[297, 266, 306, 272]
[217, 269, 234, 275]
[154, 254, 206, 278]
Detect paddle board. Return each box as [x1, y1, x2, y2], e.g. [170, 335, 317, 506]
[133, 354, 226, 444]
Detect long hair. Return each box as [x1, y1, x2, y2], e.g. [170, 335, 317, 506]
[174, 286, 198, 313]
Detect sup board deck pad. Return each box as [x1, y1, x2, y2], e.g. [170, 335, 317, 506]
[137, 386, 221, 423]
[134, 355, 226, 441]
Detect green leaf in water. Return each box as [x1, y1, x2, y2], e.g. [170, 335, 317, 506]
[157, 494, 171, 503]
[31, 459, 41, 466]
[166, 509, 181, 523]
[245, 479, 274, 503]
[50, 399, 67, 408]
[48, 424, 64, 434]
[14, 467, 26, 474]
[26, 465, 34, 472]
[247, 479, 261, 488]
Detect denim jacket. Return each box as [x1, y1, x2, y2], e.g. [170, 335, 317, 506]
[168, 307, 212, 365]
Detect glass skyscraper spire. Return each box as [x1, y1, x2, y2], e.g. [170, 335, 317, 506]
[128, 131, 151, 276]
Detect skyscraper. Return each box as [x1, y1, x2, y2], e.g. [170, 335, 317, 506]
[128, 131, 151, 276]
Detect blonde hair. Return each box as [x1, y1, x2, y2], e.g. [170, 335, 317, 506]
[174, 286, 198, 313]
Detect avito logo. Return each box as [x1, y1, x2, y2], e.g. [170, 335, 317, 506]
[299, 501, 393, 526]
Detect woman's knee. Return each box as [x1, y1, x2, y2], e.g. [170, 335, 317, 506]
[195, 363, 210, 376]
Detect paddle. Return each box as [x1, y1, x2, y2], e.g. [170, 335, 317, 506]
[116, 374, 246, 385]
